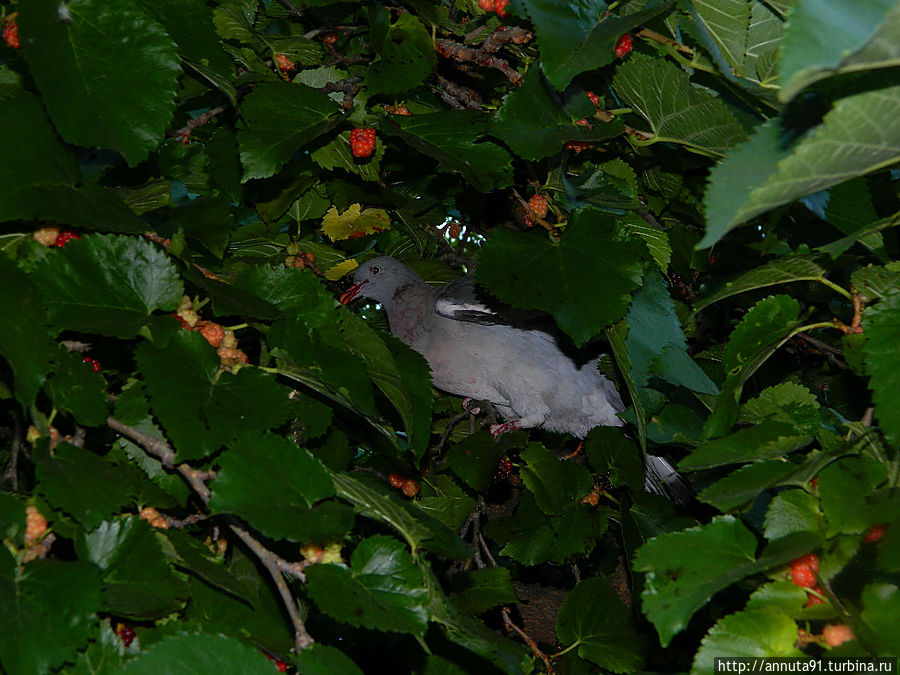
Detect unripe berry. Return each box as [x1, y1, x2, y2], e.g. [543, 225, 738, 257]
[822, 623, 853, 647]
[33, 226, 61, 247]
[528, 194, 548, 219]
[401, 479, 419, 497]
[274, 53, 295, 72]
[197, 321, 225, 348]
[24, 505, 48, 545]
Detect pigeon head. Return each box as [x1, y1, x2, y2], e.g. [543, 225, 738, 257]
[339, 256, 422, 307]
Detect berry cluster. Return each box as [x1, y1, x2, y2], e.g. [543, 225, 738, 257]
[477, 0, 509, 17]
[349, 128, 376, 158]
[524, 193, 549, 228]
[389, 472, 420, 497]
[274, 53, 295, 77]
[789, 553, 827, 607]
[493, 458, 514, 482]
[174, 296, 248, 370]
[33, 226, 81, 248]
[614, 33, 633, 58]
[284, 251, 316, 270]
[2, 19, 19, 49]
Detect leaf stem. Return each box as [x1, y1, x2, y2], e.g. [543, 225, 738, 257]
[817, 277, 853, 300]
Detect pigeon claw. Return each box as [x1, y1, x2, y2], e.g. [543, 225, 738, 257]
[462, 398, 481, 416]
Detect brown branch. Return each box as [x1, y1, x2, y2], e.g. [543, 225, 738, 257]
[435, 38, 523, 84]
[107, 417, 177, 467]
[502, 607, 554, 674]
[636, 28, 694, 55]
[481, 26, 533, 54]
[170, 105, 228, 144]
[435, 75, 482, 110]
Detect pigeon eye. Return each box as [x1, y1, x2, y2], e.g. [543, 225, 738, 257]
[371, 265, 381, 274]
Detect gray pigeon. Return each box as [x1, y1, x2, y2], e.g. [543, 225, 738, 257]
[340, 256, 689, 501]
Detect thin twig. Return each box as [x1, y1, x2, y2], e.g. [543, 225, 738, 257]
[502, 607, 555, 674]
[636, 28, 694, 55]
[170, 105, 228, 143]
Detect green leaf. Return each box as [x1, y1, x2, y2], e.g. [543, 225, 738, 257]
[47, 347, 108, 426]
[701, 83, 900, 247]
[607, 319, 648, 452]
[20, 0, 181, 165]
[310, 131, 386, 183]
[625, 271, 718, 397]
[32, 234, 183, 338]
[852, 264, 900, 302]
[477, 211, 643, 345]
[367, 13, 436, 95]
[693, 256, 832, 313]
[306, 535, 429, 635]
[697, 460, 797, 511]
[381, 111, 513, 192]
[124, 632, 276, 674]
[739, 382, 822, 434]
[0, 553, 102, 675]
[78, 517, 187, 618]
[520, 443, 594, 515]
[521, 0, 673, 90]
[238, 82, 339, 181]
[612, 53, 747, 155]
[136, 332, 294, 460]
[448, 567, 518, 615]
[416, 474, 476, 531]
[633, 516, 817, 646]
[779, 0, 899, 102]
[295, 644, 365, 675]
[235, 264, 335, 319]
[819, 457, 887, 536]
[584, 426, 645, 493]
[693, 608, 803, 671]
[860, 583, 900, 654]
[160, 529, 252, 603]
[491, 69, 624, 160]
[556, 577, 644, 672]
[864, 289, 900, 447]
[764, 489, 822, 541]
[689, 0, 751, 75]
[0, 255, 53, 407]
[34, 442, 134, 529]
[681, 421, 811, 470]
[209, 434, 346, 542]
[446, 431, 510, 493]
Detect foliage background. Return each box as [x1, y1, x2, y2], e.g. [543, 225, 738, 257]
[0, 0, 898, 672]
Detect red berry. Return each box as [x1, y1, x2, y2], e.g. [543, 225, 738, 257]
[575, 117, 591, 128]
[388, 473, 406, 489]
[586, 91, 600, 107]
[322, 31, 338, 47]
[791, 565, 817, 588]
[401, 479, 419, 497]
[793, 553, 819, 572]
[862, 524, 886, 543]
[82, 356, 101, 373]
[274, 659, 288, 673]
[197, 321, 225, 348]
[349, 128, 376, 158]
[528, 194, 548, 219]
[3, 20, 19, 50]
[805, 587, 826, 607]
[116, 624, 136, 647]
[494, 0, 509, 17]
[54, 230, 81, 247]
[822, 623, 853, 647]
[274, 53, 295, 72]
[493, 458, 514, 481]
[614, 33, 633, 58]
[477, 0, 494, 10]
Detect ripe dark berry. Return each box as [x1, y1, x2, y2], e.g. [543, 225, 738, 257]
[614, 33, 633, 58]
[3, 20, 19, 50]
[54, 230, 80, 247]
[862, 524, 886, 543]
[116, 624, 136, 647]
[493, 458, 514, 482]
[82, 356, 101, 373]
[349, 128, 376, 158]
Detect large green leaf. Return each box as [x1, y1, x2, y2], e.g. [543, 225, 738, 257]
[681, 420, 810, 470]
[305, 535, 429, 635]
[238, 81, 339, 181]
[612, 53, 747, 155]
[864, 289, 900, 447]
[367, 12, 436, 95]
[519, 0, 673, 90]
[701, 82, 900, 247]
[688, 0, 751, 75]
[476, 210, 644, 345]
[380, 111, 514, 192]
[0, 552, 102, 675]
[491, 68, 624, 160]
[20, 0, 181, 165]
[124, 632, 276, 674]
[32, 234, 183, 338]
[520, 443, 594, 515]
[46, 347, 108, 427]
[556, 577, 644, 672]
[692, 608, 804, 671]
[779, 0, 899, 101]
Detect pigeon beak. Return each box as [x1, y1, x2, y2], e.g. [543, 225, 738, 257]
[339, 280, 367, 305]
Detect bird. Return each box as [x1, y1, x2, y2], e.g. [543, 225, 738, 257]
[340, 256, 690, 501]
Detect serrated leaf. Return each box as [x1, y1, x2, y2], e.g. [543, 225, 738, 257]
[32, 234, 183, 338]
[448, 567, 517, 615]
[367, 13, 436, 95]
[819, 457, 887, 536]
[416, 474, 476, 531]
[624, 215, 672, 273]
[739, 382, 822, 434]
[0, 255, 53, 407]
[852, 264, 900, 302]
[693, 256, 831, 313]
[689, 0, 750, 75]
[634, 516, 818, 646]
[701, 83, 900, 247]
[521, 0, 672, 90]
[78, 517, 187, 618]
[556, 577, 644, 672]
[779, 0, 899, 102]
[124, 632, 276, 674]
[682, 420, 810, 470]
[693, 608, 803, 672]
[306, 535, 429, 635]
[235, 264, 336, 318]
[520, 443, 594, 515]
[46, 347, 108, 426]
[584, 426, 645, 493]
[745, 1, 784, 87]
[20, 0, 180, 165]
[446, 431, 511, 493]
[136, 332, 294, 461]
[209, 434, 342, 541]
[0, 553, 102, 675]
[477, 211, 643, 345]
[697, 460, 797, 511]
[613, 53, 747, 155]
[160, 529, 252, 603]
[325, 259, 359, 281]
[860, 583, 900, 654]
[864, 290, 900, 446]
[764, 489, 822, 540]
[238, 82, 339, 181]
[295, 644, 365, 675]
[381, 111, 513, 192]
[321, 204, 392, 241]
[491, 68, 624, 160]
